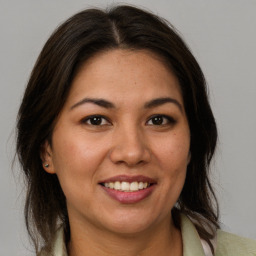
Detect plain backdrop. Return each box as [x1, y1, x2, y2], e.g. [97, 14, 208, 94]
[1, 0, 255, 255]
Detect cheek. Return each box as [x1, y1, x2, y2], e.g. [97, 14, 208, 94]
[51, 137, 107, 208]
[148, 132, 189, 216]
[52, 133, 103, 169]
[153, 131, 190, 170]
[51, 133, 108, 191]
[152, 130, 190, 193]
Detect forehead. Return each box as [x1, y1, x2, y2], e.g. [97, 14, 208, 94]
[66, 49, 183, 107]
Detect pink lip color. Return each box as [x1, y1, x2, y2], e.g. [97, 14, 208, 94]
[99, 175, 157, 204]
[101, 185, 155, 204]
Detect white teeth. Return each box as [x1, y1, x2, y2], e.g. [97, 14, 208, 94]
[121, 182, 130, 191]
[143, 182, 148, 189]
[103, 181, 150, 192]
[130, 182, 138, 191]
[114, 181, 121, 190]
[138, 182, 144, 190]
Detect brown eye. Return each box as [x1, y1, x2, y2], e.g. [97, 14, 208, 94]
[147, 115, 176, 126]
[82, 115, 110, 126]
[151, 116, 164, 125]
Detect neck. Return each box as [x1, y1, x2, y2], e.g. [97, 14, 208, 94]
[67, 214, 182, 256]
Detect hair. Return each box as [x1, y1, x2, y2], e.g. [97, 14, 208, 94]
[16, 5, 219, 254]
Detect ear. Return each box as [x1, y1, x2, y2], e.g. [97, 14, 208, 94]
[40, 140, 56, 174]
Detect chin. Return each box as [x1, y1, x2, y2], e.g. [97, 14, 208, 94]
[101, 210, 165, 236]
[107, 221, 152, 236]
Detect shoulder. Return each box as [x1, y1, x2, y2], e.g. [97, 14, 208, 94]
[180, 214, 256, 256]
[215, 230, 256, 256]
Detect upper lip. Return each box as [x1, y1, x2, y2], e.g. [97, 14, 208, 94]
[99, 175, 157, 184]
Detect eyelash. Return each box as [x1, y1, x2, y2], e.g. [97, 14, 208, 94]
[81, 115, 111, 126]
[146, 114, 176, 126]
[80, 114, 176, 126]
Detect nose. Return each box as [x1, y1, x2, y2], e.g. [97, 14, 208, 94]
[109, 126, 151, 167]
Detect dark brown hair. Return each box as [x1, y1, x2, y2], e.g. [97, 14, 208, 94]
[16, 5, 219, 254]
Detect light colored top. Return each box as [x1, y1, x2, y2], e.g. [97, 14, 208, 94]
[40, 215, 256, 256]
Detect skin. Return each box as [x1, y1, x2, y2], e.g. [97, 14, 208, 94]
[43, 49, 190, 256]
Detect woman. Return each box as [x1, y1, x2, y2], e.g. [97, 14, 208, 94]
[16, 5, 256, 256]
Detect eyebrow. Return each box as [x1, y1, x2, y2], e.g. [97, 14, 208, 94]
[144, 97, 183, 112]
[70, 98, 115, 110]
[70, 97, 183, 112]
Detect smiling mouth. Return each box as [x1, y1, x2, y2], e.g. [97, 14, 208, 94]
[101, 181, 151, 192]
[99, 175, 156, 203]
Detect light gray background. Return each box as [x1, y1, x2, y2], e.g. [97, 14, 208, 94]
[1, 0, 255, 255]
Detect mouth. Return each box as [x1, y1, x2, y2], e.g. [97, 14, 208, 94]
[99, 175, 156, 204]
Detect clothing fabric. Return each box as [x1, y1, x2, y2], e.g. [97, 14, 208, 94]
[40, 215, 256, 255]
[181, 215, 256, 256]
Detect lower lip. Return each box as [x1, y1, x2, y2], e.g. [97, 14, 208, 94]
[101, 185, 155, 204]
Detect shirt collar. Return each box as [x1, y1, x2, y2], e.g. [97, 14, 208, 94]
[51, 226, 68, 256]
[180, 214, 206, 256]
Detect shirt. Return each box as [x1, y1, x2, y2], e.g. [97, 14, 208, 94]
[40, 214, 256, 255]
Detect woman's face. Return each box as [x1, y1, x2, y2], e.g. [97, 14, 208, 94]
[44, 49, 190, 235]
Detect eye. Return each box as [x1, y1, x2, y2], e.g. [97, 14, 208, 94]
[81, 115, 111, 126]
[146, 115, 176, 126]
